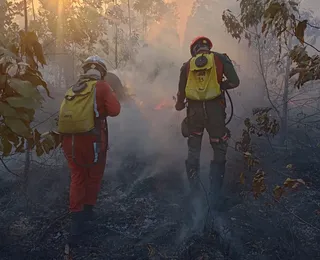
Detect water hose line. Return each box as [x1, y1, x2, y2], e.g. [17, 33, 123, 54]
[225, 90, 233, 126]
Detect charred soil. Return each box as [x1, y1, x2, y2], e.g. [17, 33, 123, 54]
[0, 136, 319, 260]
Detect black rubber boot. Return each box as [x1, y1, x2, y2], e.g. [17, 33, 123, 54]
[185, 160, 201, 193]
[209, 160, 226, 210]
[83, 204, 96, 222]
[209, 160, 226, 194]
[68, 211, 84, 246]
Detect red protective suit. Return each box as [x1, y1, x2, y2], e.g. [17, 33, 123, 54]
[62, 80, 121, 212]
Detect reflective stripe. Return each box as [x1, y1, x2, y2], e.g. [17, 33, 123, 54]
[210, 133, 230, 143]
[93, 87, 99, 118]
[221, 133, 229, 141]
[210, 137, 220, 143]
[191, 131, 203, 136]
[93, 142, 99, 163]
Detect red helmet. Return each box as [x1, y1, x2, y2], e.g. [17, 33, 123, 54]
[190, 36, 213, 56]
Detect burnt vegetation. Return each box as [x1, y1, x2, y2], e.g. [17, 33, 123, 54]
[0, 0, 320, 259]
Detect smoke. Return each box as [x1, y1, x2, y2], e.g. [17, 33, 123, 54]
[0, 0, 274, 245]
[104, 1, 270, 240]
[107, 44, 187, 180]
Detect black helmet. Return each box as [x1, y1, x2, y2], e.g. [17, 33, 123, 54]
[82, 55, 107, 77]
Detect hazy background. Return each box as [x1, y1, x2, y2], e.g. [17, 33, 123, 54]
[3, 0, 320, 184]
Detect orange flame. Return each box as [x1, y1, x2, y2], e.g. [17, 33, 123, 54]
[154, 99, 173, 110]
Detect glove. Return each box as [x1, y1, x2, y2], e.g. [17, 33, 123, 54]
[175, 101, 185, 111]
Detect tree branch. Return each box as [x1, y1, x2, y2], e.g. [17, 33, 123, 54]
[296, 18, 320, 30]
[287, 30, 320, 53]
[255, 28, 281, 117]
[0, 157, 22, 178]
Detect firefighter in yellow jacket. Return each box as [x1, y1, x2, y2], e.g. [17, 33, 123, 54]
[175, 36, 240, 198]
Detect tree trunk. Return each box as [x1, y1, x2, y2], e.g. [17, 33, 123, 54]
[115, 24, 118, 68]
[279, 36, 292, 146]
[24, 0, 30, 190]
[143, 14, 147, 37]
[128, 0, 132, 40]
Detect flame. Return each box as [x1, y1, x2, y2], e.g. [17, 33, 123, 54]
[154, 99, 173, 110]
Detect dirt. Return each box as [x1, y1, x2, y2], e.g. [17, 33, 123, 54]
[0, 116, 320, 260]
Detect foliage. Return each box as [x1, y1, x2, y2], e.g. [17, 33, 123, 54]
[0, 30, 58, 157]
[133, 0, 169, 23]
[222, 0, 320, 88]
[273, 177, 305, 201]
[235, 107, 307, 200]
[0, 0, 24, 44]
[236, 107, 280, 156]
[37, 0, 106, 47]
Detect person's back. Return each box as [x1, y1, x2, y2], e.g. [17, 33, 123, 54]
[175, 36, 239, 208]
[104, 71, 127, 101]
[57, 55, 121, 245]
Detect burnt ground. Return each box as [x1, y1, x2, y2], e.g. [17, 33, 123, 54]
[0, 131, 320, 260]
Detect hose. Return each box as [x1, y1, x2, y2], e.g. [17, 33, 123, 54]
[225, 89, 233, 126]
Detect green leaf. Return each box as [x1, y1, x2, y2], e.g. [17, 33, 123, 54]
[0, 74, 7, 89]
[4, 117, 31, 138]
[7, 131, 20, 146]
[22, 108, 35, 122]
[0, 137, 13, 156]
[8, 78, 43, 99]
[33, 41, 47, 66]
[20, 70, 47, 88]
[15, 139, 25, 153]
[0, 46, 18, 59]
[295, 20, 307, 44]
[0, 101, 19, 117]
[34, 129, 41, 144]
[6, 96, 41, 109]
[21, 70, 52, 99]
[35, 143, 44, 156]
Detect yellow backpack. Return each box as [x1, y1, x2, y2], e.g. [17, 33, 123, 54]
[185, 52, 221, 101]
[58, 80, 98, 134]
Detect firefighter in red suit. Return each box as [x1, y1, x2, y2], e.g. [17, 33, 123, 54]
[58, 56, 121, 244]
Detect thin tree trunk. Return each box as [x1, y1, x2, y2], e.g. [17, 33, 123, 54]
[24, 0, 28, 31]
[142, 14, 147, 37]
[115, 24, 118, 68]
[23, 0, 31, 208]
[31, 0, 36, 20]
[279, 35, 292, 146]
[255, 29, 280, 117]
[24, 0, 30, 183]
[128, 0, 132, 40]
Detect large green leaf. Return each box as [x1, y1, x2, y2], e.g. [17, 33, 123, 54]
[8, 78, 43, 100]
[0, 101, 19, 117]
[0, 137, 13, 156]
[0, 74, 7, 89]
[22, 67, 52, 98]
[34, 129, 41, 144]
[6, 96, 41, 109]
[0, 105, 35, 122]
[20, 70, 46, 88]
[6, 131, 20, 146]
[4, 117, 31, 138]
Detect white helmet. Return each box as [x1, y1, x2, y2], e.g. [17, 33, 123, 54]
[82, 55, 107, 77]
